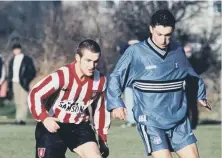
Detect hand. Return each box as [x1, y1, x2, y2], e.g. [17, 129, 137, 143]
[43, 117, 60, 133]
[111, 107, 127, 120]
[198, 99, 212, 111]
[99, 137, 109, 158]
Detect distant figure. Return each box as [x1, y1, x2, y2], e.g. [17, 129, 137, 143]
[0, 56, 6, 107]
[118, 39, 140, 128]
[8, 43, 36, 125]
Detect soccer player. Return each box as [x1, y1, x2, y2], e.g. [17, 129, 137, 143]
[106, 10, 211, 158]
[28, 39, 110, 158]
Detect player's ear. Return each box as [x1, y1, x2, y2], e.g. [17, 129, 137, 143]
[149, 25, 153, 34]
[75, 54, 81, 62]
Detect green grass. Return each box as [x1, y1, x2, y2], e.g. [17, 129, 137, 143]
[0, 120, 221, 158]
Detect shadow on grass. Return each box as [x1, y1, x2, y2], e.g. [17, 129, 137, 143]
[0, 121, 36, 125]
[199, 120, 222, 125]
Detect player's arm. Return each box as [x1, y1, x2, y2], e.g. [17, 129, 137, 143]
[27, 68, 65, 132]
[106, 46, 135, 119]
[93, 77, 110, 157]
[185, 53, 211, 110]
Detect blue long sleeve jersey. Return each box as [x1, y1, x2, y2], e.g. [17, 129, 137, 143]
[106, 38, 206, 129]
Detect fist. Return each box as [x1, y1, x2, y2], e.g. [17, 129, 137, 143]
[111, 107, 127, 120]
[99, 138, 109, 158]
[43, 117, 60, 133]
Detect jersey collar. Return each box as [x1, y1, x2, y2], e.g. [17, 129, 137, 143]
[146, 38, 169, 59]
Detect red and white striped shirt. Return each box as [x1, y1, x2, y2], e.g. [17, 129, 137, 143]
[28, 62, 110, 141]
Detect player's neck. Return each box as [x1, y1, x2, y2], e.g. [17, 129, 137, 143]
[150, 36, 167, 51]
[75, 62, 86, 81]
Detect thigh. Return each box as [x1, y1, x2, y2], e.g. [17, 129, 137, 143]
[35, 123, 67, 158]
[73, 142, 102, 158]
[170, 118, 197, 152]
[137, 124, 172, 157]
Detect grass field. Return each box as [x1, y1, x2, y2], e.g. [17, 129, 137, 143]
[0, 120, 221, 158]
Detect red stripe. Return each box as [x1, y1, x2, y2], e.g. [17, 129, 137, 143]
[62, 66, 73, 100]
[30, 76, 52, 120]
[74, 113, 81, 123]
[98, 92, 105, 133]
[57, 70, 65, 88]
[63, 113, 71, 123]
[54, 108, 61, 118]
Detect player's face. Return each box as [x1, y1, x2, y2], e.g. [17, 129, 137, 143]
[12, 48, 22, 56]
[76, 49, 100, 77]
[150, 25, 173, 49]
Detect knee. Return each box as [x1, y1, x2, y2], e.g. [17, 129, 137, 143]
[80, 151, 102, 158]
[84, 152, 102, 158]
[152, 150, 173, 158]
[153, 155, 172, 158]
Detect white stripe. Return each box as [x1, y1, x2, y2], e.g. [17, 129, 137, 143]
[103, 100, 110, 135]
[57, 111, 66, 123]
[141, 125, 151, 153]
[0, 64, 6, 84]
[134, 83, 183, 89]
[93, 70, 100, 90]
[135, 80, 183, 86]
[94, 95, 102, 130]
[134, 85, 182, 91]
[103, 77, 107, 91]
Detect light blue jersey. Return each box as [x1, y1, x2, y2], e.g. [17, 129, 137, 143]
[106, 38, 206, 129]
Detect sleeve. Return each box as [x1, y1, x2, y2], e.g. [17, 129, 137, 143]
[93, 77, 111, 142]
[27, 57, 36, 82]
[185, 52, 206, 100]
[106, 46, 135, 111]
[0, 63, 6, 85]
[27, 69, 64, 122]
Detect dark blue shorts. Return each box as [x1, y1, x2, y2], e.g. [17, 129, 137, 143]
[137, 117, 197, 156]
[35, 121, 97, 158]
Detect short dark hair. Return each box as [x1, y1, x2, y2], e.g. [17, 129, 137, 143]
[150, 9, 176, 29]
[12, 43, 22, 50]
[77, 39, 101, 57]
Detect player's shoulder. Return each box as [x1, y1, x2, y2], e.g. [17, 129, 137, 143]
[122, 41, 144, 59]
[127, 41, 144, 50]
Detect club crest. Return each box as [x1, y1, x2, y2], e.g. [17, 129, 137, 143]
[38, 148, 46, 158]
